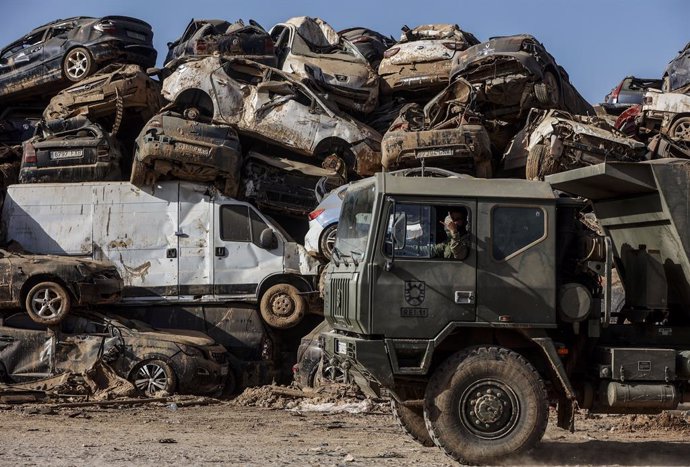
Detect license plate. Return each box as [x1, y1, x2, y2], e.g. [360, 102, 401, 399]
[416, 148, 453, 158]
[336, 341, 348, 355]
[50, 149, 83, 160]
[126, 31, 146, 41]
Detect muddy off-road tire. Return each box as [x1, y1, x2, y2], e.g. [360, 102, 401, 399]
[423, 346, 549, 465]
[391, 399, 435, 447]
[319, 224, 338, 261]
[534, 71, 559, 107]
[63, 47, 95, 82]
[525, 144, 548, 180]
[130, 359, 176, 397]
[25, 281, 71, 326]
[259, 283, 306, 329]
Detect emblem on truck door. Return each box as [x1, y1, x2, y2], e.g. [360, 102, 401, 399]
[404, 281, 426, 306]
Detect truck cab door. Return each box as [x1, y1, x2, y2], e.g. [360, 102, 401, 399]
[370, 199, 477, 339]
[213, 202, 284, 300]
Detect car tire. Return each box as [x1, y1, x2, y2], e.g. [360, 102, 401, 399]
[535, 71, 559, 107]
[25, 281, 71, 326]
[669, 116, 690, 142]
[423, 346, 548, 465]
[130, 359, 177, 397]
[319, 224, 338, 261]
[525, 144, 548, 180]
[391, 399, 435, 447]
[259, 283, 307, 329]
[63, 47, 95, 82]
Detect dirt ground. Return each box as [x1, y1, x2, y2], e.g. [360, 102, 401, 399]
[0, 388, 689, 466]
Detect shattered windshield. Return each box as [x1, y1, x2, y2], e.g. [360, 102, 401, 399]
[334, 180, 375, 260]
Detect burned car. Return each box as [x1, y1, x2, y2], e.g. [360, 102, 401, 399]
[270, 17, 379, 114]
[0, 311, 228, 396]
[161, 56, 382, 177]
[0, 16, 157, 104]
[663, 41, 690, 93]
[19, 117, 124, 184]
[502, 108, 646, 180]
[131, 110, 242, 196]
[165, 18, 276, 67]
[378, 24, 480, 97]
[451, 34, 594, 122]
[0, 248, 122, 325]
[338, 27, 396, 69]
[381, 78, 493, 177]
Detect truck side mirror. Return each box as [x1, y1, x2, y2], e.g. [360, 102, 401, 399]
[259, 228, 277, 249]
[392, 212, 407, 250]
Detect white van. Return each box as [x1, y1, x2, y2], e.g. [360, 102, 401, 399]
[2, 181, 320, 329]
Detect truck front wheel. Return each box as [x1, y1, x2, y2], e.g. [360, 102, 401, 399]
[259, 283, 306, 329]
[423, 346, 548, 465]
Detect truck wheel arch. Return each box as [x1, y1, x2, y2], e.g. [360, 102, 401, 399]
[20, 274, 77, 306]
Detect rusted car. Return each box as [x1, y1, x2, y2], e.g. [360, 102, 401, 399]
[0, 16, 156, 104]
[42, 64, 163, 133]
[270, 17, 379, 114]
[338, 27, 396, 69]
[378, 24, 479, 97]
[161, 56, 382, 177]
[0, 311, 228, 396]
[131, 110, 242, 196]
[381, 78, 493, 177]
[451, 35, 594, 122]
[0, 248, 121, 325]
[502, 108, 646, 180]
[165, 18, 276, 67]
[639, 89, 690, 145]
[19, 117, 123, 183]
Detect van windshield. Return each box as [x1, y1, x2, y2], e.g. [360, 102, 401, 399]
[334, 180, 375, 260]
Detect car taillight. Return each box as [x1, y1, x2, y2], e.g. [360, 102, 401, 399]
[195, 39, 207, 54]
[94, 20, 118, 34]
[442, 42, 463, 51]
[383, 47, 400, 58]
[610, 82, 624, 103]
[22, 141, 36, 163]
[309, 208, 325, 221]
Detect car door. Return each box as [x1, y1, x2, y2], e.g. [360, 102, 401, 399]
[42, 24, 75, 78]
[0, 314, 52, 382]
[54, 315, 120, 374]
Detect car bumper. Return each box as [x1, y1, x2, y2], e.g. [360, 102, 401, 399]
[379, 62, 451, 95]
[175, 355, 229, 395]
[304, 220, 325, 257]
[90, 41, 157, 69]
[19, 161, 121, 184]
[75, 278, 123, 304]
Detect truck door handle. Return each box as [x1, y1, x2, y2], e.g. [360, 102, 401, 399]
[166, 248, 177, 259]
[455, 291, 475, 304]
[215, 247, 227, 257]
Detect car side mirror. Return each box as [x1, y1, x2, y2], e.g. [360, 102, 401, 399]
[259, 228, 277, 249]
[392, 212, 407, 250]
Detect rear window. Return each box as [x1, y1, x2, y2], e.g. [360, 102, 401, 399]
[491, 206, 545, 260]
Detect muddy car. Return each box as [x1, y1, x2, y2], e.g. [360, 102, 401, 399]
[663, 41, 690, 92]
[451, 34, 594, 122]
[42, 63, 163, 133]
[381, 78, 493, 176]
[0, 248, 121, 325]
[165, 18, 276, 67]
[161, 56, 382, 177]
[0, 311, 228, 396]
[0, 16, 157, 104]
[19, 117, 123, 183]
[338, 27, 396, 69]
[378, 24, 480, 97]
[0, 106, 42, 146]
[270, 17, 378, 114]
[242, 151, 344, 218]
[131, 110, 242, 196]
[503, 108, 646, 180]
[639, 89, 690, 145]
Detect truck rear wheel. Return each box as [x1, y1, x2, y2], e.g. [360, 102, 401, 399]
[423, 346, 548, 465]
[259, 283, 306, 329]
[391, 399, 434, 447]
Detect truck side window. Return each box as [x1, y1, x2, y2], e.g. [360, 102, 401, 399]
[492, 206, 545, 260]
[249, 209, 269, 246]
[220, 205, 251, 242]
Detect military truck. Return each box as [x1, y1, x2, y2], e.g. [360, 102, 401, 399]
[319, 159, 690, 464]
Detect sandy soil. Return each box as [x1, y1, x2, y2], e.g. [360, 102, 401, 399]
[0, 389, 689, 466]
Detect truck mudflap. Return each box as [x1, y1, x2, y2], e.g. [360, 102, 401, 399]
[321, 331, 393, 397]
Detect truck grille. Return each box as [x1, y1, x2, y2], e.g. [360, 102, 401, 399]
[330, 277, 350, 321]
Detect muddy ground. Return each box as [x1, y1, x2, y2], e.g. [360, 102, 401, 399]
[0, 388, 689, 466]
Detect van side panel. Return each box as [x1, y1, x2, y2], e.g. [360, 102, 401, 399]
[178, 184, 212, 297]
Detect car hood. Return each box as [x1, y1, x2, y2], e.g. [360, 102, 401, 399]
[384, 39, 457, 66]
[284, 16, 340, 47]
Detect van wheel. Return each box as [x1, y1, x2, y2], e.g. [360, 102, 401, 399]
[25, 281, 71, 326]
[423, 347, 548, 465]
[391, 399, 435, 447]
[63, 47, 94, 82]
[259, 284, 306, 329]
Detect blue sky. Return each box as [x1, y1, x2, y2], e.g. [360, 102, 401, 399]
[1, 0, 687, 104]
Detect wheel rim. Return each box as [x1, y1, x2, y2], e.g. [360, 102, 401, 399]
[270, 293, 295, 318]
[324, 228, 337, 256]
[66, 51, 88, 80]
[30, 287, 64, 319]
[672, 119, 690, 142]
[134, 363, 169, 395]
[459, 379, 520, 439]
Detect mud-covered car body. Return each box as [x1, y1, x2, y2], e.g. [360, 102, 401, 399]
[0, 16, 156, 104]
[0, 107, 42, 146]
[503, 108, 646, 180]
[381, 78, 492, 176]
[165, 18, 276, 67]
[132, 110, 242, 196]
[338, 27, 396, 69]
[663, 41, 690, 92]
[602, 76, 662, 115]
[19, 117, 123, 183]
[639, 89, 690, 144]
[378, 24, 479, 96]
[270, 17, 378, 114]
[451, 34, 594, 121]
[162, 56, 382, 176]
[0, 311, 228, 395]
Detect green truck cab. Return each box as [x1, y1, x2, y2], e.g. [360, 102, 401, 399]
[320, 160, 690, 464]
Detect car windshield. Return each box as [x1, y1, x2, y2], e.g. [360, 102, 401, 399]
[334, 180, 375, 260]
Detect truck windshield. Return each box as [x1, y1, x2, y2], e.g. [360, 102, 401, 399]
[334, 181, 375, 260]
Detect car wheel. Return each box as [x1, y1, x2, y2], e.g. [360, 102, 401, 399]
[669, 117, 690, 142]
[259, 283, 307, 329]
[63, 47, 95, 82]
[525, 144, 548, 180]
[423, 347, 548, 465]
[130, 359, 176, 397]
[319, 224, 338, 261]
[25, 281, 71, 326]
[534, 71, 559, 107]
[391, 399, 435, 447]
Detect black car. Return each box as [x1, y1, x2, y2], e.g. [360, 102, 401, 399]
[0, 16, 157, 104]
[663, 41, 690, 92]
[338, 27, 396, 69]
[602, 76, 663, 115]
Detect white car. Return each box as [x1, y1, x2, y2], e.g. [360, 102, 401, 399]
[304, 184, 348, 260]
